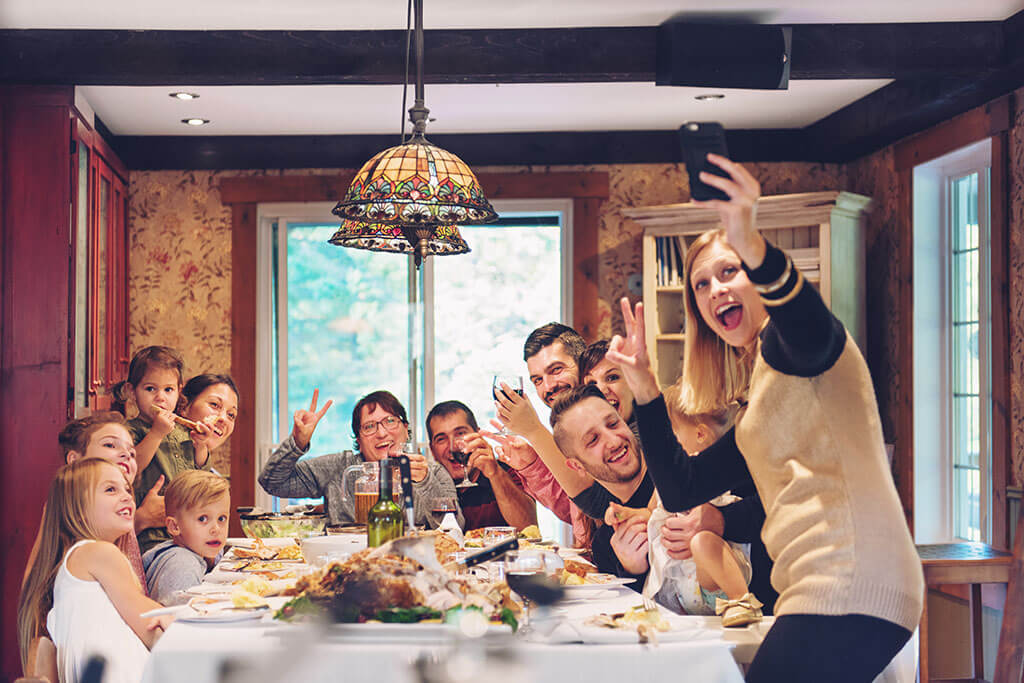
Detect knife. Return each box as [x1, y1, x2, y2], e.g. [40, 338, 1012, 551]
[444, 536, 519, 572]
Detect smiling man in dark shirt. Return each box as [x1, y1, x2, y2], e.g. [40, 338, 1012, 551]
[427, 401, 537, 532]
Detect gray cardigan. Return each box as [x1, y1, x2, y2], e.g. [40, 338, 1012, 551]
[258, 435, 464, 528]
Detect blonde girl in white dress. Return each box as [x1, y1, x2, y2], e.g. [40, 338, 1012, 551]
[18, 459, 173, 683]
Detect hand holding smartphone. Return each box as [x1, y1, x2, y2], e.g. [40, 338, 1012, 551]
[678, 122, 730, 202]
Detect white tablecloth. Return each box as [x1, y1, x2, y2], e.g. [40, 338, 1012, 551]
[142, 587, 748, 683]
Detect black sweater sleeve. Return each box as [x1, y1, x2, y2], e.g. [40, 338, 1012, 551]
[746, 240, 847, 377]
[717, 493, 765, 544]
[634, 395, 753, 513]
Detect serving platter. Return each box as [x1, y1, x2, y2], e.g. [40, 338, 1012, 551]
[325, 621, 513, 641]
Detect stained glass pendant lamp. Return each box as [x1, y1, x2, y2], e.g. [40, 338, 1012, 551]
[330, 0, 497, 267]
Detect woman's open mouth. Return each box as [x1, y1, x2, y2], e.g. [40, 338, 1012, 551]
[715, 302, 744, 331]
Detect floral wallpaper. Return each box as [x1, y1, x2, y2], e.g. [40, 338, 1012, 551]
[1009, 87, 1024, 488]
[128, 97, 1024, 486]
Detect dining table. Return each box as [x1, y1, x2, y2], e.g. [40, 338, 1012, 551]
[140, 535, 918, 683]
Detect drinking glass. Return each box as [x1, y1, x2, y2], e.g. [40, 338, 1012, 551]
[492, 375, 524, 436]
[452, 436, 477, 488]
[503, 549, 555, 635]
[429, 495, 458, 528]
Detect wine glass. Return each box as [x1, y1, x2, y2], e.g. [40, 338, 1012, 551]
[492, 375, 524, 436]
[452, 436, 477, 488]
[428, 495, 458, 528]
[503, 549, 556, 636]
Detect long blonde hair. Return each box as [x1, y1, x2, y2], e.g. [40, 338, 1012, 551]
[18, 459, 112, 672]
[681, 230, 755, 414]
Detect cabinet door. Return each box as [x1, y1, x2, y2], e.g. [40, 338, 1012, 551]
[70, 121, 91, 417]
[87, 152, 129, 411]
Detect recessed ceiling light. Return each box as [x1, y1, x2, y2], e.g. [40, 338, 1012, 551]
[169, 92, 200, 100]
[181, 118, 210, 126]
[694, 94, 725, 102]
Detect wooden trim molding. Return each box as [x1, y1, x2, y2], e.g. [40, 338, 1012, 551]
[893, 93, 1014, 541]
[229, 203, 258, 536]
[223, 171, 609, 511]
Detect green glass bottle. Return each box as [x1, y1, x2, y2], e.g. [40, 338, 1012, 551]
[367, 459, 404, 547]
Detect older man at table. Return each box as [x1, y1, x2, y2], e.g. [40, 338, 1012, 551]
[259, 389, 462, 528]
[426, 400, 537, 531]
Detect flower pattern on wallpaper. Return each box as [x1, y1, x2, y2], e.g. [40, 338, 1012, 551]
[1010, 87, 1024, 488]
[128, 170, 253, 473]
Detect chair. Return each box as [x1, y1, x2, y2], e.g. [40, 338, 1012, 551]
[993, 502, 1024, 683]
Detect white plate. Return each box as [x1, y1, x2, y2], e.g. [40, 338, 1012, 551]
[226, 537, 303, 548]
[568, 621, 719, 645]
[326, 621, 512, 641]
[562, 577, 637, 594]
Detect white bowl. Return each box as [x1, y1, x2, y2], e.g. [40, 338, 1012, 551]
[300, 534, 366, 564]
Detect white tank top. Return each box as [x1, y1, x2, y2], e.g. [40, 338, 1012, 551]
[46, 539, 150, 683]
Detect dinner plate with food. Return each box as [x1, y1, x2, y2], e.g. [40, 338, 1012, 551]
[570, 606, 715, 644]
[225, 538, 304, 562]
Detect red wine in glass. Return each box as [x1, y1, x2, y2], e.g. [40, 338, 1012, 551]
[492, 375, 525, 436]
[452, 438, 477, 488]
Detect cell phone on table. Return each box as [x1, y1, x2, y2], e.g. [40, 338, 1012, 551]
[678, 121, 730, 201]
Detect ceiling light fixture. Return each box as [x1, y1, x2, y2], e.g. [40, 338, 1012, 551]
[181, 118, 210, 126]
[169, 92, 200, 100]
[694, 94, 726, 102]
[329, 0, 497, 268]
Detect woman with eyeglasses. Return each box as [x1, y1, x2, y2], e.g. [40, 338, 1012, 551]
[259, 390, 462, 528]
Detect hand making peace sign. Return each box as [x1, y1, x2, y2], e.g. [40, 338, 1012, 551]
[292, 388, 333, 450]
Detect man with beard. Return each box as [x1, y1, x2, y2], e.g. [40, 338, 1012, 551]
[549, 384, 654, 584]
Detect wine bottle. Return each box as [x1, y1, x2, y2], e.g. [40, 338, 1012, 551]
[367, 458, 404, 547]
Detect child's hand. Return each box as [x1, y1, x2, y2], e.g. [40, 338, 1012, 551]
[605, 502, 652, 529]
[134, 476, 166, 533]
[292, 389, 333, 450]
[609, 515, 650, 575]
[150, 407, 176, 438]
[146, 613, 175, 639]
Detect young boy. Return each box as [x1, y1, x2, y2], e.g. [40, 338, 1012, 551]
[142, 470, 230, 605]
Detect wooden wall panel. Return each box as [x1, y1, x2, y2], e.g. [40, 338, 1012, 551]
[229, 203, 258, 536]
[0, 88, 73, 681]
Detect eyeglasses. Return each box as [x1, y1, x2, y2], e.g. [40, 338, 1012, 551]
[359, 415, 403, 436]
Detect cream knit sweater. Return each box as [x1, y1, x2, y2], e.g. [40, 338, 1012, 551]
[736, 331, 924, 631]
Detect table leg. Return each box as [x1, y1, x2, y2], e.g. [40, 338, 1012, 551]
[969, 583, 984, 680]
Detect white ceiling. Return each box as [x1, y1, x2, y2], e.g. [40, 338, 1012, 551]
[16, 0, 1023, 137]
[81, 80, 892, 136]
[2, 0, 1021, 29]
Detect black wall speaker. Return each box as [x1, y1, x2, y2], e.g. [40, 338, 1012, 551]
[656, 22, 792, 90]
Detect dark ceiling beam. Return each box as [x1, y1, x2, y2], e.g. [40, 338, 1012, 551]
[804, 8, 1024, 161]
[104, 128, 822, 170]
[0, 20, 1010, 86]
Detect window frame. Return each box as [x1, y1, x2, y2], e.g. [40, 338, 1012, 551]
[253, 200, 573, 510]
[912, 139, 992, 543]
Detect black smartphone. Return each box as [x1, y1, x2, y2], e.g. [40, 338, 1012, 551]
[678, 122, 731, 201]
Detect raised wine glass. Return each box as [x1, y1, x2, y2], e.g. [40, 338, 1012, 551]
[492, 375, 525, 437]
[452, 436, 477, 488]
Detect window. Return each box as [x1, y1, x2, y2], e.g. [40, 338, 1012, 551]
[913, 140, 992, 543]
[254, 200, 572, 539]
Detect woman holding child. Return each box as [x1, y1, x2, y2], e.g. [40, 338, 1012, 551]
[607, 154, 923, 681]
